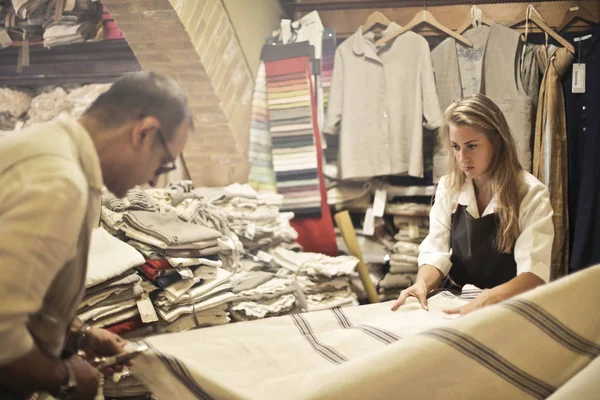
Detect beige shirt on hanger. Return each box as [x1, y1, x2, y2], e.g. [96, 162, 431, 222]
[324, 23, 443, 180]
[0, 114, 102, 365]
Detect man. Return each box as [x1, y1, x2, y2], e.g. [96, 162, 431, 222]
[0, 71, 192, 398]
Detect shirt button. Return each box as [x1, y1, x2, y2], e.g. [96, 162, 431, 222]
[583, 106, 586, 110]
[383, 112, 388, 119]
[583, 127, 587, 131]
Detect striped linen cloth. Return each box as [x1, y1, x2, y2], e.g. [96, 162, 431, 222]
[128, 264, 600, 399]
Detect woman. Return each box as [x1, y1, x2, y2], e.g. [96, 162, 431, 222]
[392, 94, 554, 315]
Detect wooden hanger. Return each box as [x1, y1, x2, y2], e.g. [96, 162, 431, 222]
[557, 5, 599, 32]
[376, 9, 472, 48]
[456, 5, 493, 35]
[362, 11, 391, 36]
[519, 5, 575, 54]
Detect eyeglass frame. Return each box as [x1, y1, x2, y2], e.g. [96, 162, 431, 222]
[154, 127, 178, 176]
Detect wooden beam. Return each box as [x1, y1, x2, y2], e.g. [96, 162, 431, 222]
[292, 1, 600, 38]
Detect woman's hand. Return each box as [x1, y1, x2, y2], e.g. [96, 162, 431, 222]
[443, 289, 496, 315]
[391, 280, 430, 311]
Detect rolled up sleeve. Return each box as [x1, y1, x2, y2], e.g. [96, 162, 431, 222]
[514, 182, 554, 283]
[0, 163, 86, 365]
[418, 176, 453, 276]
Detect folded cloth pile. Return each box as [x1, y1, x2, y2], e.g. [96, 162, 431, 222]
[152, 267, 235, 333]
[43, 19, 97, 48]
[273, 247, 359, 311]
[379, 215, 429, 301]
[142, 181, 299, 270]
[229, 272, 304, 321]
[77, 228, 147, 333]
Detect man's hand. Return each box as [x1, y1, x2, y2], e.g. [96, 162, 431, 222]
[443, 289, 495, 315]
[80, 328, 130, 375]
[63, 355, 102, 399]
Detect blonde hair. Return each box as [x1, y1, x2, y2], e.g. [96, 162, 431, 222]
[439, 94, 523, 253]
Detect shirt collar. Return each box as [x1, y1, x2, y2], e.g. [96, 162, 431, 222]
[353, 22, 402, 62]
[457, 178, 497, 218]
[56, 113, 104, 191]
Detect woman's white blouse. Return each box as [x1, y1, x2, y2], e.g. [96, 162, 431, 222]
[418, 171, 554, 283]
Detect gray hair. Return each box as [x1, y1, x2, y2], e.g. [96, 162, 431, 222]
[84, 71, 193, 142]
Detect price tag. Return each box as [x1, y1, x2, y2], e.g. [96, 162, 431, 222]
[136, 294, 158, 323]
[257, 250, 274, 264]
[177, 267, 194, 279]
[363, 207, 375, 236]
[572, 63, 586, 94]
[372, 189, 387, 217]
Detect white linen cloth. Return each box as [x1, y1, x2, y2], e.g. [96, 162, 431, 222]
[85, 227, 144, 288]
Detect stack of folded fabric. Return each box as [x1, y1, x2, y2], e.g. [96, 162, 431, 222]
[100, 187, 238, 335]
[229, 271, 303, 321]
[77, 227, 147, 334]
[151, 267, 234, 333]
[164, 182, 298, 257]
[378, 214, 429, 301]
[43, 19, 96, 47]
[273, 247, 359, 311]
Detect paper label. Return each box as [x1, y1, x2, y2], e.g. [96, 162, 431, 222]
[408, 223, 420, 239]
[572, 63, 586, 94]
[177, 267, 194, 279]
[0, 29, 12, 49]
[363, 207, 375, 236]
[372, 189, 387, 218]
[136, 295, 158, 323]
[574, 34, 592, 42]
[257, 250, 274, 264]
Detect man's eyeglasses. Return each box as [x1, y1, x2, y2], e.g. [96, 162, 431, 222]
[155, 128, 177, 176]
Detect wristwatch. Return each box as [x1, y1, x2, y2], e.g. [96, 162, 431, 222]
[56, 359, 77, 400]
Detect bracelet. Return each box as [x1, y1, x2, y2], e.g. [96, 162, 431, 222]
[75, 324, 92, 351]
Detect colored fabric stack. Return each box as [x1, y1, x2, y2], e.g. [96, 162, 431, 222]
[379, 214, 429, 301]
[263, 42, 321, 218]
[247, 62, 277, 193]
[77, 227, 147, 333]
[249, 42, 337, 255]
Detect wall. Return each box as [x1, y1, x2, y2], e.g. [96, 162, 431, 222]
[222, 0, 285, 77]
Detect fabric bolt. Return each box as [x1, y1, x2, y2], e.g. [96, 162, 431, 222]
[305, 290, 358, 312]
[532, 45, 573, 280]
[561, 27, 600, 272]
[0, 113, 102, 365]
[389, 263, 419, 275]
[419, 172, 554, 283]
[92, 308, 140, 329]
[431, 23, 535, 179]
[130, 265, 600, 400]
[324, 24, 442, 179]
[85, 227, 145, 288]
[155, 268, 233, 306]
[79, 284, 143, 310]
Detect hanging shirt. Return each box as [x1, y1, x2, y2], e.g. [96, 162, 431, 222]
[562, 26, 600, 272]
[324, 23, 442, 180]
[0, 114, 102, 365]
[418, 170, 554, 283]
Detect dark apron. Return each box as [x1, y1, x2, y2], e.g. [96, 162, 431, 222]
[449, 204, 517, 289]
